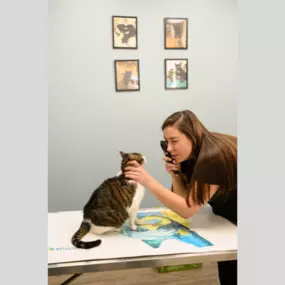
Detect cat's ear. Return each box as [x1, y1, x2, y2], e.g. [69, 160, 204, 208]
[120, 151, 126, 158]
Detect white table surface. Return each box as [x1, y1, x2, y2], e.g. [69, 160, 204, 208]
[48, 205, 237, 276]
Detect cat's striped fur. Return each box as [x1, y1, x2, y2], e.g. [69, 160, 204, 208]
[71, 151, 145, 249]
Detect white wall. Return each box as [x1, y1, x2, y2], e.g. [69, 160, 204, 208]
[48, 0, 237, 212]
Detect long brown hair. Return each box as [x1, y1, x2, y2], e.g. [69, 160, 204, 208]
[162, 110, 237, 206]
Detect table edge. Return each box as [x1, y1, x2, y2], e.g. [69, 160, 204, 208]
[48, 250, 237, 276]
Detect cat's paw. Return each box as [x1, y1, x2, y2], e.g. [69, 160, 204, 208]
[130, 224, 137, 231]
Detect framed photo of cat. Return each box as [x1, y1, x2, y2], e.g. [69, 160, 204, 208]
[164, 18, 188, 49]
[114, 60, 140, 92]
[112, 16, 138, 49]
[165, 59, 188, 90]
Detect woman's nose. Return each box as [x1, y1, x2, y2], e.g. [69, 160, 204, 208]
[167, 144, 173, 152]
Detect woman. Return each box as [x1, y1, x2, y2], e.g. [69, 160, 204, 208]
[124, 110, 237, 285]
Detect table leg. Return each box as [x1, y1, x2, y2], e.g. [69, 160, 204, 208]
[60, 273, 83, 285]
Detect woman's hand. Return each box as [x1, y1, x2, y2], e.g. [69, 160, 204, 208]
[163, 156, 180, 177]
[124, 161, 154, 188]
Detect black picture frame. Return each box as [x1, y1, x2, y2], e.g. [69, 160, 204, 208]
[114, 60, 140, 92]
[164, 18, 188, 50]
[112, 16, 138, 49]
[165, 58, 188, 90]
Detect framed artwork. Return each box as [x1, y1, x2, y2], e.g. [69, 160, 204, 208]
[165, 59, 188, 90]
[112, 16, 138, 49]
[164, 18, 188, 49]
[114, 60, 140, 92]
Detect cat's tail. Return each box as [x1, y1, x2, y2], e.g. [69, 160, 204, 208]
[71, 221, 102, 249]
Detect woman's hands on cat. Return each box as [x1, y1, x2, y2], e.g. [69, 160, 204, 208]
[124, 157, 180, 187]
[124, 161, 154, 188]
[163, 156, 181, 177]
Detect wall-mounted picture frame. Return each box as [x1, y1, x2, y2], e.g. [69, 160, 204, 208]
[164, 18, 188, 49]
[165, 59, 188, 90]
[114, 60, 140, 92]
[112, 16, 138, 49]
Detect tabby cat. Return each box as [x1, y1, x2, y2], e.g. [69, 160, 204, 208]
[71, 151, 146, 249]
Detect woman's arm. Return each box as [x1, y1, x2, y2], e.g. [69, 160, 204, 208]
[146, 178, 200, 218]
[145, 177, 219, 219]
[124, 161, 219, 219]
[163, 155, 187, 198]
[171, 175, 187, 198]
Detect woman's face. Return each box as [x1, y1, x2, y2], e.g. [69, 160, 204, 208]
[163, 126, 193, 163]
